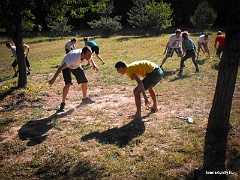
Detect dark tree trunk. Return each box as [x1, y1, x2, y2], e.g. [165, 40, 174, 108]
[7, 20, 27, 88]
[194, 0, 240, 179]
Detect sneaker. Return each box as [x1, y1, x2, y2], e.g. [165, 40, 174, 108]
[27, 71, 30, 75]
[57, 102, 65, 112]
[82, 97, 95, 104]
[196, 68, 200, 73]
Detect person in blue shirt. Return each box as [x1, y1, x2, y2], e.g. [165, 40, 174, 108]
[83, 37, 105, 64]
[179, 32, 199, 76]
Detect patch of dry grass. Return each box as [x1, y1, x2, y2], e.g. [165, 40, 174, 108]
[0, 32, 239, 179]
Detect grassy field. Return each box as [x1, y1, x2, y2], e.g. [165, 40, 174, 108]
[0, 31, 239, 179]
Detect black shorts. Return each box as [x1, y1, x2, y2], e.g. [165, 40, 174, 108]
[216, 45, 224, 55]
[91, 46, 99, 54]
[65, 49, 71, 54]
[62, 67, 88, 85]
[12, 59, 18, 68]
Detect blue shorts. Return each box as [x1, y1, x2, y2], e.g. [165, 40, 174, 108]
[142, 67, 164, 90]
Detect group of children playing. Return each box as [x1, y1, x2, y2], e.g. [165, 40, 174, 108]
[6, 30, 225, 119]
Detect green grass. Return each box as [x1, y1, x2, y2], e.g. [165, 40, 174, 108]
[0, 31, 239, 179]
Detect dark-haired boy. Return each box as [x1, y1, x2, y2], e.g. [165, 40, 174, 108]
[179, 32, 199, 76]
[115, 60, 164, 119]
[160, 29, 183, 68]
[49, 47, 99, 112]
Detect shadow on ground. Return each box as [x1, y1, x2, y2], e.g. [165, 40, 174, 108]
[81, 118, 146, 147]
[18, 102, 88, 146]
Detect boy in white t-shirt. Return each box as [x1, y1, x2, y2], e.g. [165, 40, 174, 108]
[160, 29, 183, 68]
[48, 46, 99, 112]
[197, 34, 211, 60]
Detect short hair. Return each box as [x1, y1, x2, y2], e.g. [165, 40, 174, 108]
[83, 37, 89, 41]
[115, 60, 126, 69]
[6, 42, 11, 48]
[204, 34, 209, 38]
[175, 29, 181, 34]
[182, 31, 189, 39]
[71, 38, 77, 42]
[217, 31, 222, 35]
[82, 46, 92, 54]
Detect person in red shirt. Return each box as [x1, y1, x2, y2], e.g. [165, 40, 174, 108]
[214, 31, 225, 60]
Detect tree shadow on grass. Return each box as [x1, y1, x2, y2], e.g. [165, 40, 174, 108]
[18, 102, 86, 146]
[116, 36, 141, 42]
[0, 75, 13, 83]
[35, 155, 100, 179]
[81, 116, 150, 148]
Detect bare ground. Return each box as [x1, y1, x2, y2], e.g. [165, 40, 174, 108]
[0, 70, 239, 179]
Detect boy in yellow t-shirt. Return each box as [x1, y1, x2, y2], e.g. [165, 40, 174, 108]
[115, 60, 164, 119]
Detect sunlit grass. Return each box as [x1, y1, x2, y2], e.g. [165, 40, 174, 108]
[0, 31, 239, 179]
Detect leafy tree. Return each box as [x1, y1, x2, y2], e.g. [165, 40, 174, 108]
[46, 11, 72, 37]
[88, 1, 122, 37]
[127, 0, 151, 36]
[146, 1, 172, 30]
[128, 0, 172, 36]
[190, 1, 217, 33]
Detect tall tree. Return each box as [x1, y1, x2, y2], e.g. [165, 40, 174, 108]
[194, 0, 240, 179]
[190, 1, 217, 33]
[88, 1, 122, 37]
[128, 0, 172, 36]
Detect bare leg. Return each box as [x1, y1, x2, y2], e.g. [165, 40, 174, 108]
[82, 83, 88, 99]
[62, 84, 71, 103]
[96, 54, 105, 64]
[160, 56, 168, 67]
[148, 87, 158, 111]
[133, 86, 142, 118]
[207, 49, 211, 58]
[196, 51, 200, 60]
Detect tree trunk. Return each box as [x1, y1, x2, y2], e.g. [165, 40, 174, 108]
[194, 0, 240, 179]
[8, 24, 27, 87]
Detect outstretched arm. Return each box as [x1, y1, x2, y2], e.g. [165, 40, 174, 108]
[89, 56, 99, 71]
[49, 63, 67, 85]
[163, 42, 170, 55]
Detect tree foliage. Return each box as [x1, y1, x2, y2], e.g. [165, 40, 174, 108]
[128, 0, 172, 36]
[146, 1, 172, 30]
[46, 11, 72, 37]
[88, 1, 122, 37]
[190, 1, 217, 33]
